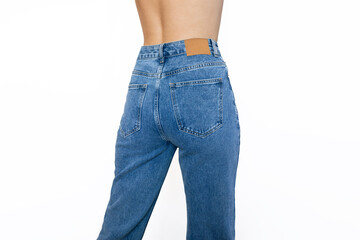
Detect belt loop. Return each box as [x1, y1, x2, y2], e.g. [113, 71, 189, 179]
[210, 38, 219, 57]
[159, 43, 164, 64]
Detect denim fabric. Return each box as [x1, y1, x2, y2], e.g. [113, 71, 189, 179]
[97, 38, 240, 240]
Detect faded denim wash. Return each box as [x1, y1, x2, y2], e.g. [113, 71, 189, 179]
[97, 38, 241, 240]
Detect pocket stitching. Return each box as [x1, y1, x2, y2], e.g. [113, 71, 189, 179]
[169, 77, 222, 87]
[169, 78, 223, 138]
[119, 84, 148, 138]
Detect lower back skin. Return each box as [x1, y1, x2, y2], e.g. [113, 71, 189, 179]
[135, 0, 224, 45]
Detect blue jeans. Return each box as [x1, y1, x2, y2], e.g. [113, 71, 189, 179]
[97, 38, 241, 240]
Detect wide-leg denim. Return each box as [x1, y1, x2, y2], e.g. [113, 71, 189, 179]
[97, 38, 241, 240]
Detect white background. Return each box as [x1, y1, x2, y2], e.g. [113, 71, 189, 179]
[1, 0, 359, 239]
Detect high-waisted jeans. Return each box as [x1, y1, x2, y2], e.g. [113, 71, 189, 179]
[97, 38, 241, 240]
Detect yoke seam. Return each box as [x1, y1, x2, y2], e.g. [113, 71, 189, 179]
[132, 61, 227, 78]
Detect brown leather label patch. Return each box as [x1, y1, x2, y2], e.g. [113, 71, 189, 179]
[184, 38, 211, 56]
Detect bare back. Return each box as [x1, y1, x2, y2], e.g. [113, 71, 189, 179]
[135, 0, 224, 46]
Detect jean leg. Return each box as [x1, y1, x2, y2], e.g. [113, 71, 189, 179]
[177, 73, 240, 240]
[97, 137, 177, 240]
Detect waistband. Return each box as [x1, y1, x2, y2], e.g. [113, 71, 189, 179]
[137, 38, 221, 61]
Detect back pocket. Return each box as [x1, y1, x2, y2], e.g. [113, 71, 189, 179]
[169, 78, 223, 138]
[119, 83, 147, 138]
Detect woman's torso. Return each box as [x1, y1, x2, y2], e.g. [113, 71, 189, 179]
[135, 0, 224, 46]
